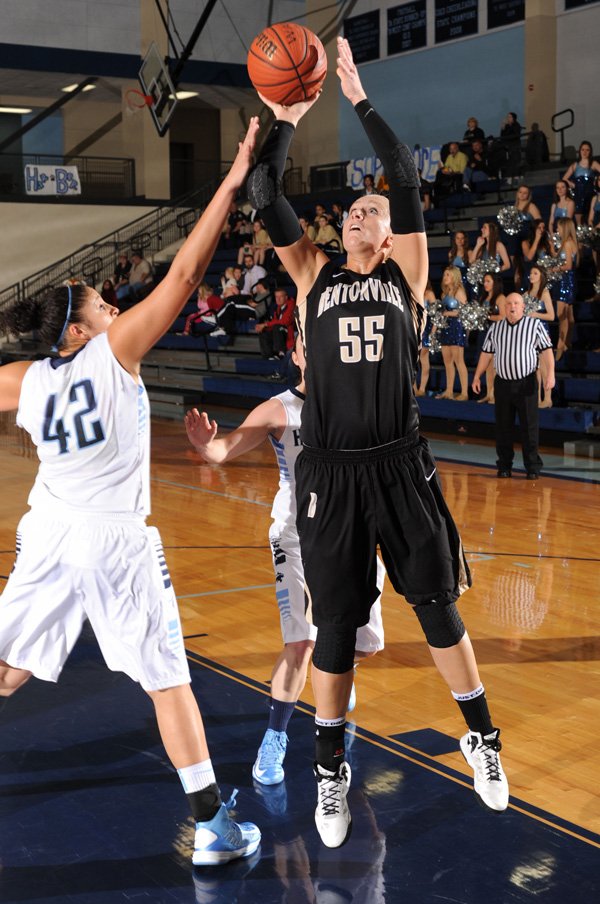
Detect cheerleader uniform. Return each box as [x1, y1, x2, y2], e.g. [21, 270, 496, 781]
[439, 295, 466, 346]
[572, 163, 596, 217]
[554, 251, 577, 305]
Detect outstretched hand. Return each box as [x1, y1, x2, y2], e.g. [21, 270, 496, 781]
[225, 116, 260, 190]
[336, 36, 366, 106]
[257, 90, 321, 126]
[184, 408, 218, 451]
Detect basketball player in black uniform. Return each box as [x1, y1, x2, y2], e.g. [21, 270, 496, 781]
[247, 37, 509, 847]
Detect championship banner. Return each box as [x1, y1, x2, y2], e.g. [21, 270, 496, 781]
[346, 145, 441, 190]
[24, 164, 81, 196]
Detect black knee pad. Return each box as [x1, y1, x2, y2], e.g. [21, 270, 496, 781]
[412, 600, 465, 648]
[312, 626, 357, 674]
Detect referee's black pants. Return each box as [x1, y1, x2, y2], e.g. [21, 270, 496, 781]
[494, 372, 542, 475]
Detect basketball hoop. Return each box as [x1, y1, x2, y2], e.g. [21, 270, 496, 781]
[125, 88, 153, 115]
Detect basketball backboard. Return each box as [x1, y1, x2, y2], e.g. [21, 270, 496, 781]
[138, 42, 178, 136]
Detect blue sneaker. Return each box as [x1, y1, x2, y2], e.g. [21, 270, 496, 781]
[193, 803, 261, 866]
[252, 729, 288, 785]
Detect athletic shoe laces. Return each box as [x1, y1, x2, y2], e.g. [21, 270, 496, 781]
[317, 770, 345, 817]
[259, 731, 285, 768]
[477, 736, 503, 782]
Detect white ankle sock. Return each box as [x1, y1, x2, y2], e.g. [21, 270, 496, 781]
[177, 758, 216, 794]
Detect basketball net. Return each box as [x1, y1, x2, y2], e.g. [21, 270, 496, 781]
[125, 88, 153, 117]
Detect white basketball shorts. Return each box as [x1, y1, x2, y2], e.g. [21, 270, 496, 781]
[269, 525, 385, 652]
[0, 509, 191, 691]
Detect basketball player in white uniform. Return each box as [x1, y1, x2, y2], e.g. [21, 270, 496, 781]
[184, 337, 384, 788]
[0, 120, 260, 867]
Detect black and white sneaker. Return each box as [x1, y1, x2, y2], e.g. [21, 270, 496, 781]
[460, 729, 509, 812]
[314, 761, 352, 848]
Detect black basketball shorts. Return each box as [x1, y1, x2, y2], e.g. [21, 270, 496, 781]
[295, 432, 471, 631]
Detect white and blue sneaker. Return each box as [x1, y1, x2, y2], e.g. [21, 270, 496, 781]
[193, 802, 261, 866]
[252, 729, 288, 785]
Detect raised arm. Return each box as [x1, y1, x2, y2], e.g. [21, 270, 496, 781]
[0, 360, 33, 412]
[336, 36, 427, 299]
[185, 397, 286, 464]
[108, 118, 260, 374]
[246, 95, 328, 300]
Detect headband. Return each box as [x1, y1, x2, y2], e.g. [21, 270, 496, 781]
[51, 285, 73, 354]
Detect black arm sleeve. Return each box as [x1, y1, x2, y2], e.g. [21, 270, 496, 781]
[245, 120, 303, 248]
[354, 99, 424, 235]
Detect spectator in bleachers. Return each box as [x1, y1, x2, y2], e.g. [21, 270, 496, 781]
[236, 219, 272, 267]
[462, 139, 493, 191]
[435, 142, 469, 199]
[563, 141, 600, 225]
[113, 252, 131, 295]
[214, 284, 259, 340]
[241, 252, 267, 295]
[312, 203, 330, 229]
[177, 282, 224, 336]
[435, 266, 469, 401]
[222, 201, 248, 248]
[362, 173, 377, 194]
[331, 201, 348, 232]
[254, 288, 296, 359]
[418, 168, 433, 211]
[474, 272, 506, 404]
[448, 230, 471, 287]
[525, 123, 549, 167]
[116, 250, 153, 302]
[469, 221, 511, 272]
[549, 180, 576, 233]
[101, 279, 118, 307]
[463, 116, 485, 146]
[499, 112, 523, 185]
[416, 280, 436, 396]
[314, 215, 343, 254]
[552, 218, 580, 360]
[526, 265, 555, 409]
[298, 216, 316, 242]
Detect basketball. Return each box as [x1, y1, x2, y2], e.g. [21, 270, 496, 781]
[247, 22, 327, 106]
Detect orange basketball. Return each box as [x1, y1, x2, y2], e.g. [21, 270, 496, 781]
[247, 22, 327, 106]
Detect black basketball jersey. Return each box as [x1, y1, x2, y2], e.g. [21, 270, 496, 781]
[298, 259, 422, 450]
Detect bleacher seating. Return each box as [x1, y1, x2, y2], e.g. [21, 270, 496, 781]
[137, 170, 600, 443]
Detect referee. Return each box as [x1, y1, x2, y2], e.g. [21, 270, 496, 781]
[472, 292, 555, 479]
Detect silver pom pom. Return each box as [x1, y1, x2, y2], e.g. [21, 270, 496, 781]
[428, 332, 442, 355]
[551, 232, 561, 251]
[466, 257, 500, 286]
[522, 293, 542, 316]
[537, 252, 562, 286]
[497, 205, 525, 236]
[576, 224, 593, 246]
[594, 275, 600, 295]
[459, 302, 488, 331]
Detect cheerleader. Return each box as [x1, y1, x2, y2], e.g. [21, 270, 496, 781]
[527, 266, 555, 407]
[416, 279, 436, 396]
[552, 218, 580, 360]
[563, 141, 600, 225]
[436, 266, 469, 400]
[475, 272, 506, 403]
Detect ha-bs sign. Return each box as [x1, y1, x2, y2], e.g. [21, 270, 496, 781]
[24, 165, 81, 196]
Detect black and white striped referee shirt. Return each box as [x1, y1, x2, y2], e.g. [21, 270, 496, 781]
[482, 317, 552, 380]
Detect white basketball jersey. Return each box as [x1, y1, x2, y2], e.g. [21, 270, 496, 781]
[17, 332, 151, 515]
[268, 388, 305, 530]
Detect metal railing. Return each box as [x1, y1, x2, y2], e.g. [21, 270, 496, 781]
[0, 170, 234, 310]
[0, 153, 136, 200]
